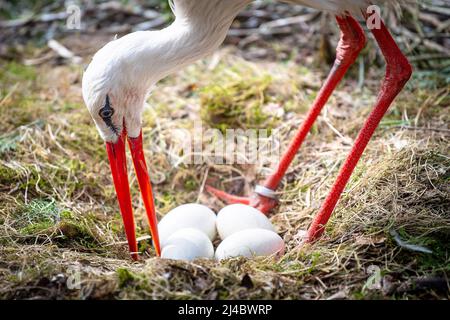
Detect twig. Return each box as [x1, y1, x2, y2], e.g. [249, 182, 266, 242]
[47, 39, 82, 64]
[386, 125, 450, 134]
[196, 166, 210, 203]
[390, 230, 433, 254]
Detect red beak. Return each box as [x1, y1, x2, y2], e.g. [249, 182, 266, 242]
[106, 130, 161, 260]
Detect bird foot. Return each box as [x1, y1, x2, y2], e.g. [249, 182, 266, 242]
[205, 185, 278, 215]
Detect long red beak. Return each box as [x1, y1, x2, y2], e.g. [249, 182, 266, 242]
[106, 130, 161, 260]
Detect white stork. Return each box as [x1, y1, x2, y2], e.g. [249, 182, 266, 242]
[82, 0, 412, 260]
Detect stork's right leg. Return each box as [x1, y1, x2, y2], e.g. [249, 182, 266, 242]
[207, 15, 366, 213]
[306, 15, 413, 242]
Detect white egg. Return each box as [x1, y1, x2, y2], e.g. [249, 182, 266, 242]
[216, 204, 274, 240]
[161, 228, 214, 261]
[158, 203, 217, 247]
[215, 228, 285, 260]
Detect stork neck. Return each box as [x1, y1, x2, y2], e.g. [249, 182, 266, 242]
[151, 0, 251, 81]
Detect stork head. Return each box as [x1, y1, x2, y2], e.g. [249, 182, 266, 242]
[82, 37, 161, 260]
[82, 37, 150, 143]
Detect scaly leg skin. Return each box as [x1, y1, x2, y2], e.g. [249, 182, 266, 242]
[207, 15, 366, 214]
[305, 15, 412, 242]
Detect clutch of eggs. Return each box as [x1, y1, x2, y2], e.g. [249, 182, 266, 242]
[158, 203, 285, 261]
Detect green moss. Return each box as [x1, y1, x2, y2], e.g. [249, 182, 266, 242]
[60, 102, 80, 112]
[183, 179, 198, 191]
[0, 135, 19, 156]
[56, 220, 97, 247]
[11, 200, 99, 248]
[60, 210, 73, 219]
[156, 192, 177, 211]
[200, 74, 275, 133]
[19, 220, 54, 235]
[117, 268, 137, 288]
[0, 165, 18, 182]
[0, 61, 36, 83]
[20, 166, 52, 194]
[109, 213, 126, 236]
[14, 199, 59, 235]
[0, 93, 46, 132]
[20, 199, 59, 224]
[63, 123, 105, 159]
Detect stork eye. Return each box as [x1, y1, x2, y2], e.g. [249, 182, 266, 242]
[99, 107, 114, 118]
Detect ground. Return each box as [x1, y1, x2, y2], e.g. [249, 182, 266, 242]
[0, 30, 449, 299]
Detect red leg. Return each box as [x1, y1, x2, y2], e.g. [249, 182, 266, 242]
[205, 185, 250, 205]
[306, 15, 412, 241]
[207, 15, 366, 213]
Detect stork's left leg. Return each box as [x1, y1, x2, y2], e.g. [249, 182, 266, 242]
[306, 15, 412, 241]
[207, 15, 366, 213]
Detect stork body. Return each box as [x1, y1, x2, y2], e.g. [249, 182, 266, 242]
[82, 0, 412, 259]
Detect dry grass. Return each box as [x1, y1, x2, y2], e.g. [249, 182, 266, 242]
[0, 45, 449, 299]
